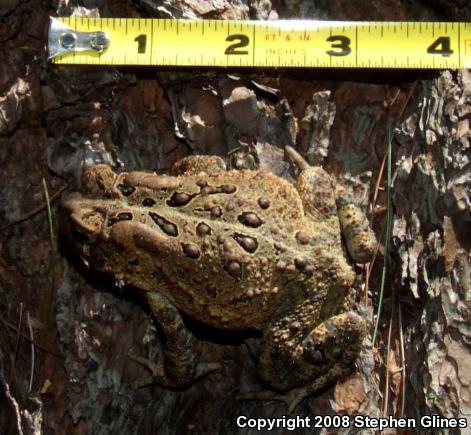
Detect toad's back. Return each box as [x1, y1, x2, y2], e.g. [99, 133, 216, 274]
[63, 166, 350, 330]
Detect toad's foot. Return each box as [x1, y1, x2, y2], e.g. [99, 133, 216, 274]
[259, 307, 366, 396]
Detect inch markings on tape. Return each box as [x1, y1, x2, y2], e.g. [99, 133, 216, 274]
[48, 17, 471, 69]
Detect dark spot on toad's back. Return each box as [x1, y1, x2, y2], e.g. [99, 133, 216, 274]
[142, 198, 156, 207]
[226, 261, 242, 278]
[238, 212, 263, 228]
[201, 185, 217, 195]
[196, 222, 212, 236]
[149, 212, 179, 237]
[222, 184, 237, 194]
[182, 243, 201, 259]
[167, 192, 194, 207]
[210, 206, 222, 218]
[108, 212, 133, 226]
[233, 233, 258, 253]
[257, 197, 270, 209]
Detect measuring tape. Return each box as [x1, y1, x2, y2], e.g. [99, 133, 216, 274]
[48, 18, 471, 69]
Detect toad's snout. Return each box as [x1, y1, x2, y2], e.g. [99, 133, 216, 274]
[61, 195, 106, 254]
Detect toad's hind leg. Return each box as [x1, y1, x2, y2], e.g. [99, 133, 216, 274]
[255, 301, 366, 411]
[131, 291, 219, 387]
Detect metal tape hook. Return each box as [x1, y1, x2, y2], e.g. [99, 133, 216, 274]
[48, 18, 110, 60]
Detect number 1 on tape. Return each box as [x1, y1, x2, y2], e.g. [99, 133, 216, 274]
[49, 18, 471, 69]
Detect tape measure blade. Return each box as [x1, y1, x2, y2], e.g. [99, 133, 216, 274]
[49, 18, 471, 68]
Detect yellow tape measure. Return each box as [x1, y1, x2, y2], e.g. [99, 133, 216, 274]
[48, 18, 471, 69]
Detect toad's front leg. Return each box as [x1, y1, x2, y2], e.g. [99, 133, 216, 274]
[131, 290, 219, 387]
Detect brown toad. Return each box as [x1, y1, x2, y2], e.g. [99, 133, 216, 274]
[61, 146, 376, 409]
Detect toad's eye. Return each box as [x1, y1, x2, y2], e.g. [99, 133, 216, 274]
[117, 183, 136, 196]
[66, 210, 101, 245]
[70, 222, 97, 245]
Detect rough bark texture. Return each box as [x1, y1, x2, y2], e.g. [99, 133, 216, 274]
[393, 70, 471, 427]
[1, 0, 470, 434]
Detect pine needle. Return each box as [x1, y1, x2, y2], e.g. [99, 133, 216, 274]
[42, 178, 55, 248]
[372, 124, 393, 344]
